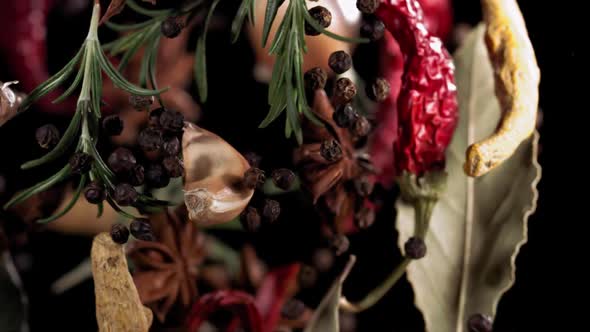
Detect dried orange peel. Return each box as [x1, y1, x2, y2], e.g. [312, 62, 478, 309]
[464, 0, 540, 177]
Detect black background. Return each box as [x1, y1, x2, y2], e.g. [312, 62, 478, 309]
[0, 0, 579, 331]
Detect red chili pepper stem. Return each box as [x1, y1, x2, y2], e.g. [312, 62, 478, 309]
[339, 171, 446, 313]
[398, 171, 448, 238]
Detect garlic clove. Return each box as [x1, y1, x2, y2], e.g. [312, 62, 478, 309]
[182, 123, 253, 226]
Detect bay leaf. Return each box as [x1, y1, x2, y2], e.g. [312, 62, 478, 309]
[303, 256, 356, 332]
[395, 24, 541, 332]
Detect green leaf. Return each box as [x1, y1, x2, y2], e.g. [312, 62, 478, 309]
[37, 175, 87, 224]
[394, 25, 541, 332]
[96, 41, 167, 96]
[303, 256, 356, 332]
[21, 110, 82, 170]
[194, 0, 221, 103]
[0, 253, 27, 332]
[53, 50, 87, 104]
[231, 0, 253, 43]
[18, 46, 84, 112]
[105, 19, 155, 32]
[194, 37, 208, 103]
[126, 0, 172, 17]
[3, 165, 72, 209]
[262, 0, 285, 47]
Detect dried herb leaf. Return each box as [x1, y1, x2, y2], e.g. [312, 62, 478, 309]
[395, 25, 541, 332]
[100, 0, 126, 25]
[303, 256, 356, 332]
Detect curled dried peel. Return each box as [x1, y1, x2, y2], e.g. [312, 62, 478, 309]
[0, 81, 25, 127]
[464, 0, 540, 177]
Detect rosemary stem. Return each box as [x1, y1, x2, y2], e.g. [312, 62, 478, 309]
[86, 3, 101, 41]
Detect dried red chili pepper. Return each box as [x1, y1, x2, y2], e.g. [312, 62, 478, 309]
[186, 290, 263, 332]
[373, 0, 458, 239]
[0, 0, 74, 114]
[369, 0, 452, 188]
[418, 0, 453, 42]
[375, 0, 458, 178]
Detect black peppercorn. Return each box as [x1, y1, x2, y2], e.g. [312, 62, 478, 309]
[148, 108, 165, 127]
[298, 265, 318, 288]
[113, 183, 138, 206]
[145, 164, 170, 188]
[312, 248, 334, 272]
[262, 199, 280, 223]
[333, 77, 357, 104]
[320, 139, 343, 162]
[333, 104, 357, 128]
[304, 6, 332, 36]
[128, 95, 153, 110]
[354, 175, 374, 197]
[69, 152, 93, 174]
[467, 314, 493, 332]
[366, 78, 390, 102]
[404, 237, 427, 259]
[163, 136, 181, 156]
[331, 234, 350, 256]
[351, 116, 371, 137]
[356, 0, 380, 14]
[281, 299, 305, 320]
[243, 152, 262, 168]
[35, 124, 60, 149]
[110, 223, 130, 244]
[243, 167, 265, 190]
[84, 181, 106, 204]
[159, 109, 184, 133]
[271, 168, 296, 191]
[129, 218, 155, 241]
[328, 51, 352, 74]
[160, 16, 183, 38]
[360, 16, 385, 41]
[162, 156, 184, 178]
[138, 127, 164, 152]
[102, 115, 124, 136]
[240, 206, 261, 232]
[304, 67, 328, 92]
[128, 164, 145, 186]
[107, 147, 137, 174]
[355, 207, 375, 229]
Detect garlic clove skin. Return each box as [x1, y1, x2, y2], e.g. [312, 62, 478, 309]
[182, 122, 253, 226]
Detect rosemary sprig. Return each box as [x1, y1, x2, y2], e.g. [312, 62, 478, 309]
[3, 2, 167, 221]
[255, 0, 370, 143]
[231, 0, 256, 43]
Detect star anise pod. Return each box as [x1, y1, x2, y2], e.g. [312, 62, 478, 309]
[294, 90, 373, 221]
[128, 205, 206, 323]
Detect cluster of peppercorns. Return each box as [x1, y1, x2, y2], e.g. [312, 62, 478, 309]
[110, 218, 155, 245]
[238, 154, 299, 232]
[303, 51, 389, 143]
[85, 105, 185, 212]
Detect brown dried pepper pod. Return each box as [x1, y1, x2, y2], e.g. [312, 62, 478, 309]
[464, 0, 540, 177]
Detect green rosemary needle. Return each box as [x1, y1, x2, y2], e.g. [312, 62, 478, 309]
[3, 2, 168, 220]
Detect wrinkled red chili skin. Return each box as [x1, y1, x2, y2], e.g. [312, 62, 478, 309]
[375, 0, 458, 176]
